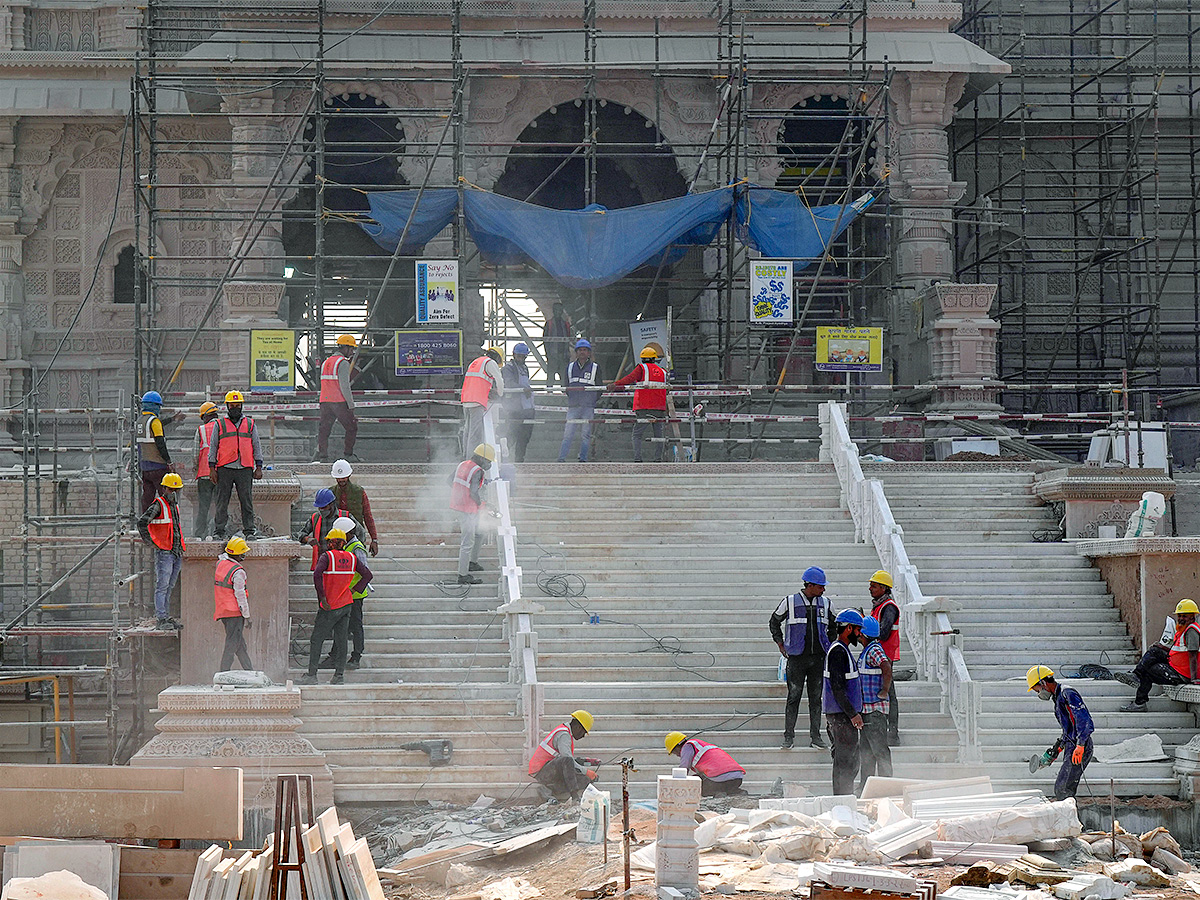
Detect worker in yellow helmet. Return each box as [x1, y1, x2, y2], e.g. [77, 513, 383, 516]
[192, 400, 220, 538]
[1026, 665, 1094, 800]
[136, 472, 186, 631]
[449, 444, 495, 586]
[664, 732, 746, 796]
[214, 537, 253, 673]
[868, 570, 901, 744]
[528, 710, 599, 801]
[605, 345, 669, 462]
[208, 389, 263, 542]
[1116, 598, 1200, 711]
[459, 347, 505, 457]
[317, 334, 360, 464]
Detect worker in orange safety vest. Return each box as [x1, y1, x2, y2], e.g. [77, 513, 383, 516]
[300, 527, 372, 685]
[214, 536, 253, 673]
[208, 390, 263, 541]
[136, 472, 186, 631]
[192, 400, 220, 538]
[606, 346, 669, 462]
[449, 443, 494, 586]
[528, 710, 599, 801]
[664, 732, 746, 796]
[459, 347, 504, 456]
[317, 334, 359, 464]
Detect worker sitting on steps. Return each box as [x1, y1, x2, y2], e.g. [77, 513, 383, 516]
[824, 608, 865, 797]
[529, 710, 600, 801]
[857, 615, 893, 790]
[1116, 598, 1200, 711]
[137, 472, 186, 631]
[868, 569, 902, 744]
[769, 565, 834, 749]
[301, 527, 373, 686]
[664, 732, 746, 796]
[450, 443, 494, 585]
[214, 536, 253, 673]
[1026, 664, 1094, 800]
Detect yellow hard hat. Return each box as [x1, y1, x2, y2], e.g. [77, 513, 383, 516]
[473, 443, 496, 463]
[640, 346, 658, 359]
[571, 709, 594, 733]
[337, 334, 357, 347]
[870, 570, 894, 588]
[325, 527, 347, 542]
[1176, 599, 1199, 616]
[224, 390, 244, 404]
[199, 401, 218, 417]
[1026, 664, 1054, 691]
[160, 473, 184, 489]
[225, 536, 250, 555]
[487, 346, 504, 363]
[665, 731, 687, 753]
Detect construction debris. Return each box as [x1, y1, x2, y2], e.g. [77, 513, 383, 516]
[1053, 874, 1131, 900]
[1103, 859, 1172, 887]
[1, 870, 108, 900]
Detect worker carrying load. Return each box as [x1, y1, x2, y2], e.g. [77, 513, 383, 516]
[1026, 664, 1094, 800]
[664, 732, 746, 796]
[528, 710, 600, 802]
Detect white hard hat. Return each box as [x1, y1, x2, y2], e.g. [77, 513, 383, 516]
[332, 516, 357, 535]
[331, 459, 353, 478]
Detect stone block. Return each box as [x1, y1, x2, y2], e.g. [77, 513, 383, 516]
[0, 764, 242, 841]
[5, 842, 118, 900]
[937, 799, 1081, 846]
[656, 769, 701, 894]
[1053, 875, 1130, 900]
[1103, 859, 1171, 887]
[1, 870, 107, 900]
[811, 863, 917, 895]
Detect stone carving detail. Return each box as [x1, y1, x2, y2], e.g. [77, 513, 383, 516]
[53, 270, 80, 296]
[925, 283, 1000, 412]
[749, 83, 856, 188]
[25, 271, 47, 296]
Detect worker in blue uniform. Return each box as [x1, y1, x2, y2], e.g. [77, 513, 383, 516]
[823, 608, 865, 796]
[1026, 664, 1095, 800]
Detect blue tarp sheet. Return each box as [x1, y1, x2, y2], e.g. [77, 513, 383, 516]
[361, 184, 873, 289]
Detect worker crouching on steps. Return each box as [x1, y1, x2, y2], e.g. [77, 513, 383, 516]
[300, 527, 373, 686]
[823, 609, 865, 797]
[137, 472, 186, 631]
[450, 444, 495, 585]
[214, 536, 253, 673]
[1117, 598, 1200, 711]
[529, 710, 600, 801]
[665, 732, 746, 796]
[1027, 664, 1094, 800]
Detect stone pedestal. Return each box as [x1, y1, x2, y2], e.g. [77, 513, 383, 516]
[179, 539, 304, 685]
[1035, 468, 1175, 540]
[1076, 537, 1200, 655]
[131, 685, 334, 813]
[182, 473, 301, 538]
[925, 283, 1002, 412]
[655, 768, 701, 896]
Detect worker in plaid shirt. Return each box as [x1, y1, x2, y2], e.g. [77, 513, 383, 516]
[858, 615, 894, 791]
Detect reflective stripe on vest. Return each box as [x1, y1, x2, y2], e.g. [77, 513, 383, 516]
[344, 539, 369, 599]
[528, 722, 573, 776]
[782, 594, 829, 656]
[635, 363, 669, 389]
[822, 641, 863, 714]
[138, 413, 166, 464]
[196, 419, 217, 478]
[872, 595, 901, 661]
[684, 739, 745, 780]
[460, 356, 495, 407]
[147, 496, 182, 551]
[450, 460, 483, 514]
[1169, 622, 1200, 676]
[319, 355, 346, 403]
[213, 557, 245, 620]
[321, 549, 357, 610]
[309, 509, 351, 569]
[215, 416, 255, 468]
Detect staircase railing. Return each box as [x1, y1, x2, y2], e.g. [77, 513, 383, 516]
[819, 401, 982, 763]
[482, 409, 543, 762]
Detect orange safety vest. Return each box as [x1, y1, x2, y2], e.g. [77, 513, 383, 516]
[1169, 622, 1200, 677]
[682, 739, 745, 780]
[449, 460, 483, 514]
[460, 356, 496, 408]
[214, 416, 256, 468]
[213, 557, 246, 620]
[528, 723, 573, 776]
[320, 549, 358, 611]
[196, 419, 217, 479]
[319, 355, 347, 403]
[147, 496, 185, 552]
[872, 595, 901, 662]
[631, 363, 668, 411]
[308, 508, 351, 570]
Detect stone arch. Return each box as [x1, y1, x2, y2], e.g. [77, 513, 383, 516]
[750, 83, 862, 188]
[25, 124, 127, 232]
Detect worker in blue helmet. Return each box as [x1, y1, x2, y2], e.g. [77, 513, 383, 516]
[559, 338, 603, 462]
[823, 608, 865, 796]
[137, 390, 176, 512]
[769, 565, 834, 749]
[297, 487, 355, 571]
[501, 342, 535, 462]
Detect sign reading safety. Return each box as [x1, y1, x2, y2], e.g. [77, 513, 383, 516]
[815, 326, 883, 373]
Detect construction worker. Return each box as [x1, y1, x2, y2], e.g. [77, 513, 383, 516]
[317, 334, 359, 464]
[329, 459, 379, 556]
[606, 346, 668, 462]
[136, 472, 186, 630]
[300, 527, 373, 685]
[857, 616, 893, 790]
[192, 400, 220, 538]
[542, 301, 573, 387]
[214, 536, 253, 672]
[528, 710, 599, 801]
[823, 608, 864, 797]
[501, 342, 535, 462]
[450, 443, 494, 586]
[868, 570, 901, 744]
[208, 390, 263, 541]
[297, 488, 354, 570]
[137, 390, 175, 512]
[665, 732, 746, 796]
[1026, 665, 1094, 800]
[1117, 598, 1200, 711]
[329, 516, 371, 671]
[460, 347, 504, 456]
[558, 339, 602, 463]
[769, 566, 834, 749]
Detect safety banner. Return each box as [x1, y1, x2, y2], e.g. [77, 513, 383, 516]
[415, 259, 460, 324]
[249, 329, 296, 391]
[815, 326, 883, 373]
[394, 329, 463, 376]
[749, 260, 794, 323]
[629, 317, 672, 373]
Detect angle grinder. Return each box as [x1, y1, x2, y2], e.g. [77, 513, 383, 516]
[1028, 750, 1054, 773]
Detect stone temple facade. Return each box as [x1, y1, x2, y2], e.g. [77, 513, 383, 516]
[0, 1, 1008, 409]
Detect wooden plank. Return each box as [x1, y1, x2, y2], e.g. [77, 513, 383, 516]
[381, 843, 493, 878]
[315, 809, 348, 900]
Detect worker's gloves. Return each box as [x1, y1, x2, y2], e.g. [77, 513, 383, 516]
[1071, 745, 1085, 765]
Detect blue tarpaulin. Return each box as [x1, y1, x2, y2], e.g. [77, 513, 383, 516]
[360, 184, 874, 289]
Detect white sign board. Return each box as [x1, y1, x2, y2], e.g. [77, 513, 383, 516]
[416, 259, 459, 324]
[629, 317, 671, 373]
[750, 260, 794, 324]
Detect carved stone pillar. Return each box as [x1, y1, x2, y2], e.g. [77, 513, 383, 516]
[221, 91, 287, 280]
[887, 72, 967, 385]
[655, 768, 701, 895]
[0, 2, 28, 51]
[926, 282, 1001, 411]
[0, 117, 28, 407]
[219, 281, 285, 391]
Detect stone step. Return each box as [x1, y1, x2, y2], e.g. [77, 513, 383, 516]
[539, 679, 947, 700]
[955, 609, 1121, 624]
[289, 665, 510, 683]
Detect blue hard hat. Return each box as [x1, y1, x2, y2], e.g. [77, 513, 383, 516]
[513, 342, 529, 355]
[314, 488, 335, 508]
[802, 566, 827, 586]
[835, 609, 864, 628]
[575, 339, 592, 350]
[141, 391, 163, 405]
[862, 615, 880, 639]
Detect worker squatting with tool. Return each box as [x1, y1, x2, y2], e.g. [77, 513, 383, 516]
[529, 710, 601, 801]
